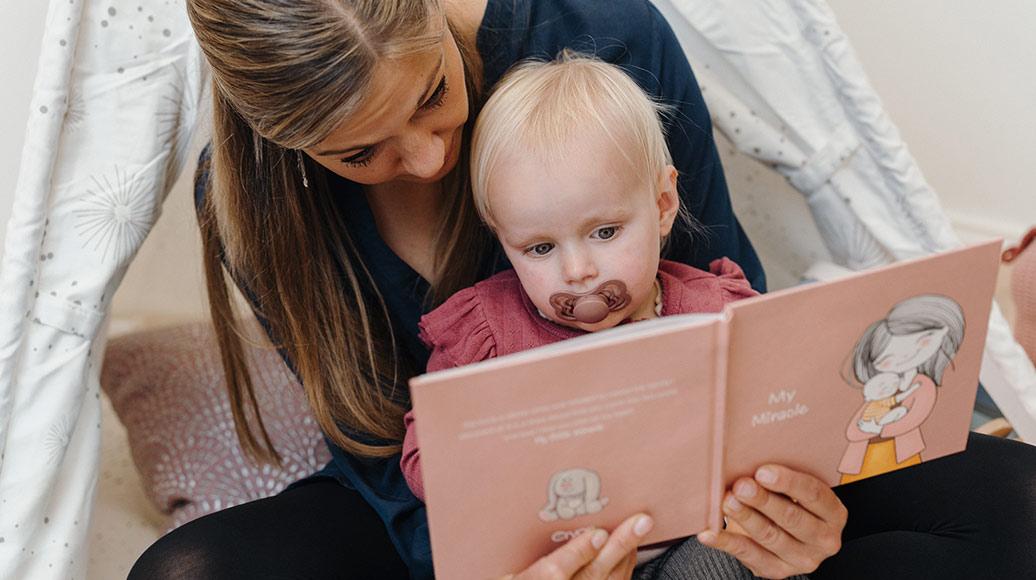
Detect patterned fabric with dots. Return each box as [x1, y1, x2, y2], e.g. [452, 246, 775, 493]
[0, 1, 208, 577]
[100, 321, 331, 531]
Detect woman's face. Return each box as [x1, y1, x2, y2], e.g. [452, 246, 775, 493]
[873, 327, 949, 373]
[304, 28, 468, 186]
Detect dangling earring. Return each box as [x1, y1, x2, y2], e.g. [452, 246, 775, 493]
[296, 149, 310, 190]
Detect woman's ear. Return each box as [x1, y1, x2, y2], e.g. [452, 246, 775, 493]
[657, 164, 680, 237]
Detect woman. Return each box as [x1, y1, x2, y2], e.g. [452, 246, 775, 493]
[130, 1, 1036, 579]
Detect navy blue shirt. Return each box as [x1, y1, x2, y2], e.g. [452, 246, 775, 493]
[196, 1, 764, 577]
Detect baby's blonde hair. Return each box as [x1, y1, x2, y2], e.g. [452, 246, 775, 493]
[471, 51, 678, 228]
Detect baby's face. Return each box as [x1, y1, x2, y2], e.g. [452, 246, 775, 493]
[487, 132, 678, 332]
[863, 372, 901, 400]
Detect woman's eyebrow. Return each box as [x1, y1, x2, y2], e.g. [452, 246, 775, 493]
[315, 56, 446, 157]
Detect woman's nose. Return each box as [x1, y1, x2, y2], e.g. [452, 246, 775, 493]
[562, 248, 598, 286]
[400, 130, 446, 178]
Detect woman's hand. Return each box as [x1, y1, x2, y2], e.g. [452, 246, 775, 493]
[698, 465, 846, 579]
[502, 513, 654, 580]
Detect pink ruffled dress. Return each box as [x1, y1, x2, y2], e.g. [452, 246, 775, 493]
[401, 258, 758, 500]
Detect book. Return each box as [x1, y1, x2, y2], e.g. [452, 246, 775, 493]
[409, 239, 1001, 579]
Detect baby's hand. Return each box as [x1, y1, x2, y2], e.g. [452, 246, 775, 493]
[895, 382, 921, 402]
[857, 418, 882, 434]
[877, 406, 908, 425]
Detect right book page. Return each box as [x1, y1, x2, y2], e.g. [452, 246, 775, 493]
[718, 240, 1001, 489]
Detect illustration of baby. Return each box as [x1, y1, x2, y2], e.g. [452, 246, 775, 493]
[857, 372, 921, 431]
[538, 468, 610, 522]
[837, 294, 965, 485]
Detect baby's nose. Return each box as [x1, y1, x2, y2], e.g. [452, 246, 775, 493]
[561, 249, 597, 285]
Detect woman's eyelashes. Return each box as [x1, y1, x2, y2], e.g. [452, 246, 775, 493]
[423, 76, 449, 110]
[339, 76, 449, 168]
[341, 146, 377, 167]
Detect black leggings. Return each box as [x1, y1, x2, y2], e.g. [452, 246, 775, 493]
[128, 433, 1036, 579]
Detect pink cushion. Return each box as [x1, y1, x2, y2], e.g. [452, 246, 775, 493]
[100, 321, 331, 530]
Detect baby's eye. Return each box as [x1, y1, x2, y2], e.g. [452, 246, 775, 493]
[527, 242, 554, 256]
[593, 226, 620, 240]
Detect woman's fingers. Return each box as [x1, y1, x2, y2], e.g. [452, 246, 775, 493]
[755, 465, 847, 526]
[575, 513, 653, 579]
[603, 551, 638, 580]
[728, 477, 825, 545]
[721, 490, 805, 557]
[699, 466, 848, 578]
[509, 527, 609, 579]
[697, 528, 796, 579]
[751, 465, 847, 553]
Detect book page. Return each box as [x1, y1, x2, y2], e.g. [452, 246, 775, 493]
[417, 311, 721, 382]
[412, 319, 721, 579]
[721, 241, 1001, 488]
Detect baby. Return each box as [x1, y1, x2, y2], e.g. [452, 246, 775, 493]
[401, 52, 758, 500]
[857, 372, 920, 433]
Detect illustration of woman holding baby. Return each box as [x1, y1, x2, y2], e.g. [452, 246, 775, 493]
[838, 295, 965, 484]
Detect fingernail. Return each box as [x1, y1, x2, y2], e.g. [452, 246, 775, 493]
[698, 530, 716, 544]
[735, 480, 757, 498]
[591, 529, 608, 549]
[724, 495, 742, 513]
[633, 515, 654, 537]
[756, 467, 777, 484]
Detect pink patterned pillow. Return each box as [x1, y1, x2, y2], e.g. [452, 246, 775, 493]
[100, 321, 331, 530]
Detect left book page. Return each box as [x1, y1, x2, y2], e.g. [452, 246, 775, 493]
[411, 315, 723, 579]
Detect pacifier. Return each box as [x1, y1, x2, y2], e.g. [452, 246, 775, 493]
[549, 280, 631, 324]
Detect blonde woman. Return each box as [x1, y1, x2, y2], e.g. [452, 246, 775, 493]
[129, 1, 1036, 579]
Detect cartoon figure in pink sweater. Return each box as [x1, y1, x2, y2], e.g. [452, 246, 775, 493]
[837, 294, 965, 484]
[399, 53, 759, 501]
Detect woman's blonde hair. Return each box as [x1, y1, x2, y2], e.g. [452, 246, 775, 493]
[187, 0, 491, 463]
[471, 51, 684, 229]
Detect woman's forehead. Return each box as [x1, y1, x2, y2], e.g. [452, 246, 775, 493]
[313, 45, 446, 154]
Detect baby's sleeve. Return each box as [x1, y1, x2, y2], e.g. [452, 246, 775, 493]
[400, 409, 426, 500]
[402, 285, 499, 501]
[418, 285, 498, 372]
[709, 257, 759, 304]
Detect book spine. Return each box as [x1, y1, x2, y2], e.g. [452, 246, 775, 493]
[707, 311, 732, 532]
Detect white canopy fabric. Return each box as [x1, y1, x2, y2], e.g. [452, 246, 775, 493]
[0, 0, 206, 577]
[652, 0, 1036, 442]
[0, 0, 1033, 578]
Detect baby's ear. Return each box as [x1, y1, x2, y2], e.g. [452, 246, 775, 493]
[657, 165, 680, 237]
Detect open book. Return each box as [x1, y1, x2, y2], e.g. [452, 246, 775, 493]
[410, 240, 1001, 578]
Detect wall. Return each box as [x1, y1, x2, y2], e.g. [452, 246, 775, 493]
[827, 0, 1036, 242]
[0, 1, 50, 255]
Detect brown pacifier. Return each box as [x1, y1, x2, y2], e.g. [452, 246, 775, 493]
[549, 280, 631, 324]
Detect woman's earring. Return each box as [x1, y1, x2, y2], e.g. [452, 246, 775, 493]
[296, 150, 310, 190]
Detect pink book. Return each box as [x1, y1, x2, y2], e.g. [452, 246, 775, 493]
[409, 240, 1002, 579]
